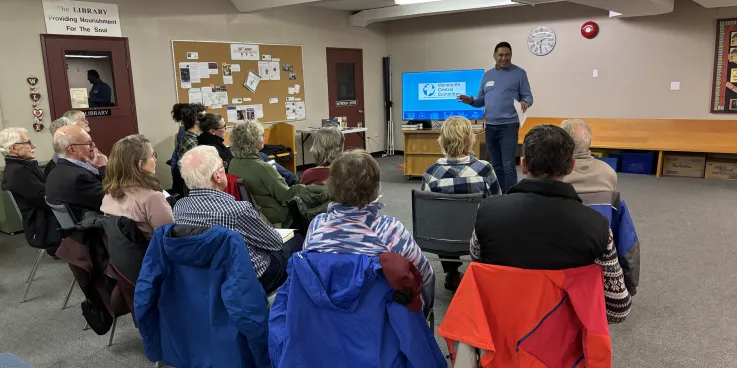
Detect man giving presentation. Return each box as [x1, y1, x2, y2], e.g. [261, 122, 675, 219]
[458, 42, 533, 193]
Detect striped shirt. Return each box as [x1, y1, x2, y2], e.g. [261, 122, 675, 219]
[172, 188, 282, 277]
[421, 155, 501, 197]
[304, 202, 434, 288]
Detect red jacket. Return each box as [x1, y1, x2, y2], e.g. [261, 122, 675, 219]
[438, 263, 612, 368]
[223, 174, 241, 200]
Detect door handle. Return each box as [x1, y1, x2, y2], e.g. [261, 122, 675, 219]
[358, 110, 364, 113]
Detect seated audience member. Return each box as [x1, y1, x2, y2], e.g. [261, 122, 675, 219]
[420, 116, 501, 291]
[45, 112, 91, 176]
[172, 146, 302, 294]
[46, 125, 108, 221]
[101, 135, 174, 239]
[229, 120, 293, 225]
[470, 125, 631, 323]
[169, 103, 205, 195]
[302, 127, 344, 185]
[561, 119, 616, 192]
[304, 150, 435, 303]
[0, 128, 61, 254]
[62, 110, 91, 133]
[196, 113, 233, 171]
[562, 119, 640, 295]
[259, 152, 298, 186]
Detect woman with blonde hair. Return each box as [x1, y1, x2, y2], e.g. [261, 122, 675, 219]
[420, 116, 501, 291]
[101, 134, 174, 239]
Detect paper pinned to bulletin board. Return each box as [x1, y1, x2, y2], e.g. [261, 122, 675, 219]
[172, 40, 306, 125]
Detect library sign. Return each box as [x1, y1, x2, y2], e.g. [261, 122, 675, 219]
[42, 1, 121, 37]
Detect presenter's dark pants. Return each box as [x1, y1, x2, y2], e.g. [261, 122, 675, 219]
[259, 234, 304, 294]
[485, 123, 520, 193]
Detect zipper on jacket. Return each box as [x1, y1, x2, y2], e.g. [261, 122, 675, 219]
[515, 294, 569, 352]
[572, 355, 584, 367]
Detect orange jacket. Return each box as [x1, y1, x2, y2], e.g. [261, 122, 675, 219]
[438, 263, 612, 368]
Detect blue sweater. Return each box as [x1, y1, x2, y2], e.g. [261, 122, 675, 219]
[471, 64, 533, 125]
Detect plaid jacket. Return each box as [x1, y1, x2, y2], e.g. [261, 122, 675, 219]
[420, 155, 501, 197]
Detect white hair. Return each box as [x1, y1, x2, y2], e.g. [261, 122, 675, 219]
[62, 110, 84, 122]
[49, 117, 74, 136]
[52, 131, 77, 157]
[560, 119, 592, 154]
[179, 145, 221, 189]
[0, 128, 28, 157]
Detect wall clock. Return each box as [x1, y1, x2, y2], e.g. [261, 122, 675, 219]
[527, 26, 556, 56]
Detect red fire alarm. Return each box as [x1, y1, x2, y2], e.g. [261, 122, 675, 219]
[581, 21, 599, 39]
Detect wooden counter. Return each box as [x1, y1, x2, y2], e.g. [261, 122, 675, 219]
[402, 129, 484, 178]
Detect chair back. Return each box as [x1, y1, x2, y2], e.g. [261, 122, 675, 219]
[6, 191, 22, 218]
[45, 198, 79, 230]
[411, 190, 483, 256]
[236, 178, 256, 205]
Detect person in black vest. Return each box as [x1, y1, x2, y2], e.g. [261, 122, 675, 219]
[470, 124, 631, 323]
[46, 125, 108, 221]
[197, 113, 233, 171]
[0, 127, 61, 255]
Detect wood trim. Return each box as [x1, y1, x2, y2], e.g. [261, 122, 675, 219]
[123, 38, 139, 134]
[656, 151, 664, 178]
[518, 117, 737, 154]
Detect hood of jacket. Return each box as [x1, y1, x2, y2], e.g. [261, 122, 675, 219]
[162, 224, 224, 268]
[293, 252, 381, 312]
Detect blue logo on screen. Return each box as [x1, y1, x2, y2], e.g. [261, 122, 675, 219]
[422, 84, 436, 97]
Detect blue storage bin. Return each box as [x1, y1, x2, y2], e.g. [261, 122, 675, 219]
[597, 157, 619, 172]
[620, 152, 656, 174]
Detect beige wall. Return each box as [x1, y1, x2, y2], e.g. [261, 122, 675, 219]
[386, 0, 737, 150]
[0, 0, 387, 187]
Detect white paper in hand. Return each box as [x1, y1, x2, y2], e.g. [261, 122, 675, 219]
[514, 99, 528, 127]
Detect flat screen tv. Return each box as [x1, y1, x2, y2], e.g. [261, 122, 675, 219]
[401, 69, 485, 121]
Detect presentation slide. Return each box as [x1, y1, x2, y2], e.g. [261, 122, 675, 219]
[402, 69, 484, 121]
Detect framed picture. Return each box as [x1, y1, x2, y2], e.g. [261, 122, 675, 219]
[711, 19, 737, 113]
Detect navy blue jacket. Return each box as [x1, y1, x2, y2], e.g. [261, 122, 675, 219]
[579, 191, 641, 295]
[135, 224, 270, 368]
[268, 252, 446, 368]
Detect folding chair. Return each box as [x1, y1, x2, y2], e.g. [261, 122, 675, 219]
[43, 198, 79, 310]
[411, 189, 483, 330]
[4, 191, 74, 306]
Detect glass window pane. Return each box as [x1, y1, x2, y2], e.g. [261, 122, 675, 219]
[335, 63, 356, 101]
[65, 50, 117, 108]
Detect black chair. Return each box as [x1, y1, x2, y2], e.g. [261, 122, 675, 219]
[41, 197, 79, 309]
[411, 189, 483, 331]
[5, 191, 74, 306]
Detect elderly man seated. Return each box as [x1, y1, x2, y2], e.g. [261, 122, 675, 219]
[172, 145, 303, 294]
[45, 111, 91, 176]
[45, 125, 107, 221]
[561, 119, 640, 296]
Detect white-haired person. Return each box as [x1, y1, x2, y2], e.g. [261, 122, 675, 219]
[420, 116, 501, 291]
[561, 119, 640, 296]
[301, 127, 344, 185]
[0, 127, 61, 254]
[172, 146, 303, 294]
[560, 119, 616, 192]
[45, 111, 91, 176]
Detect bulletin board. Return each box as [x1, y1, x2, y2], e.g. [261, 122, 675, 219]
[171, 40, 307, 125]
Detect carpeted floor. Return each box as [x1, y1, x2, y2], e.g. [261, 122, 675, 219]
[1, 156, 736, 367]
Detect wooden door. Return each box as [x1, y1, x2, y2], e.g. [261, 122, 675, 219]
[326, 48, 365, 149]
[41, 34, 138, 155]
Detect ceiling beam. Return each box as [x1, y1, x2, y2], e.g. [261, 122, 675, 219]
[566, 0, 674, 17]
[690, 0, 737, 7]
[229, 0, 324, 13]
[350, 0, 529, 27]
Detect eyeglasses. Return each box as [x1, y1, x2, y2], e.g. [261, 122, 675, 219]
[14, 141, 34, 147]
[70, 141, 96, 148]
[150, 152, 158, 160]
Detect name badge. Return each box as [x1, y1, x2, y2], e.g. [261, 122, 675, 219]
[486, 81, 495, 87]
